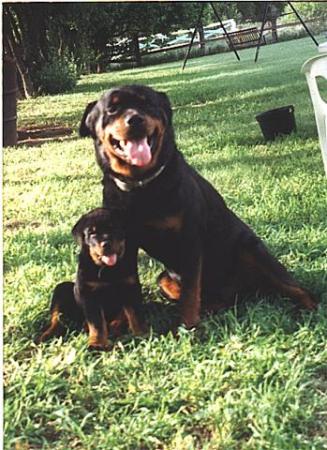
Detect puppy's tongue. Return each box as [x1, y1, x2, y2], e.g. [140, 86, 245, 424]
[120, 137, 152, 166]
[101, 254, 117, 266]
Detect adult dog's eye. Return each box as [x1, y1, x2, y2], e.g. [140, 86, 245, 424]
[106, 104, 118, 115]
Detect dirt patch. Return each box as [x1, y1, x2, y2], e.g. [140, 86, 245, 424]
[18, 125, 74, 147]
[4, 220, 42, 230]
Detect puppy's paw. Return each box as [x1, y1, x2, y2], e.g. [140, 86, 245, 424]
[88, 343, 111, 352]
[87, 337, 111, 352]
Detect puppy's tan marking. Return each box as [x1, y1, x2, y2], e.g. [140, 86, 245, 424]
[123, 306, 145, 336]
[87, 310, 108, 349]
[36, 305, 64, 343]
[85, 281, 112, 290]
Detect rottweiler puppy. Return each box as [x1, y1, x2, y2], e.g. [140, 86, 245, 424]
[80, 85, 317, 329]
[37, 208, 145, 350]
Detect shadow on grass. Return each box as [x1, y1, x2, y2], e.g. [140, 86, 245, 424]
[5, 170, 101, 189]
[73, 62, 237, 95]
[27, 283, 325, 359]
[194, 145, 320, 175]
[73, 52, 296, 97]
[21, 65, 313, 141]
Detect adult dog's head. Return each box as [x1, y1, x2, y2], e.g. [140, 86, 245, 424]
[79, 85, 175, 178]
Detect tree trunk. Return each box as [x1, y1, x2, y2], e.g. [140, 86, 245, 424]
[270, 17, 278, 42]
[131, 33, 142, 67]
[3, 7, 34, 98]
[4, 37, 34, 99]
[198, 21, 206, 55]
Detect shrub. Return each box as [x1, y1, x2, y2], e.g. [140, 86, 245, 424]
[37, 55, 78, 95]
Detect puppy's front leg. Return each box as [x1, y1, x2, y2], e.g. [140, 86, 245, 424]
[86, 307, 109, 351]
[75, 286, 109, 351]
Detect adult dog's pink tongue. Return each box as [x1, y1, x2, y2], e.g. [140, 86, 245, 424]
[120, 137, 152, 166]
[101, 254, 117, 266]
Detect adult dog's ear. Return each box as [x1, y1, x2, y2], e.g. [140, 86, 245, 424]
[158, 91, 173, 125]
[72, 215, 88, 246]
[79, 101, 98, 138]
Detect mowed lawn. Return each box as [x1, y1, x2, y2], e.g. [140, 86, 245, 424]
[4, 37, 327, 450]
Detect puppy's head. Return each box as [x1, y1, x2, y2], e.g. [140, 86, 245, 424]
[72, 208, 126, 267]
[79, 85, 174, 176]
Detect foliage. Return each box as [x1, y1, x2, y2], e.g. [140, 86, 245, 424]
[4, 36, 327, 449]
[36, 54, 78, 95]
[235, 1, 286, 21]
[7, 1, 320, 97]
[3, 2, 237, 95]
[284, 1, 327, 20]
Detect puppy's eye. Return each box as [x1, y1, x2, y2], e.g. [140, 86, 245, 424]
[84, 228, 96, 240]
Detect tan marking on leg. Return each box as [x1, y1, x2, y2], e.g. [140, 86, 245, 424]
[279, 284, 317, 310]
[240, 250, 317, 310]
[158, 273, 181, 301]
[36, 306, 65, 343]
[180, 257, 202, 329]
[87, 310, 108, 349]
[109, 310, 128, 337]
[123, 306, 145, 336]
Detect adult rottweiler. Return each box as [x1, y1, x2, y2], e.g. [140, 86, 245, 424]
[79, 85, 317, 329]
[37, 208, 145, 350]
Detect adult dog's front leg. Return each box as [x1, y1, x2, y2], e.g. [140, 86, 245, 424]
[120, 277, 147, 336]
[179, 241, 203, 329]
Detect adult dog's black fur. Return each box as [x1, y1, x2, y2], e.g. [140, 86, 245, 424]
[80, 85, 317, 329]
[37, 208, 145, 350]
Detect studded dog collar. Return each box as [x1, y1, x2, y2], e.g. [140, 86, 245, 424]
[110, 165, 166, 192]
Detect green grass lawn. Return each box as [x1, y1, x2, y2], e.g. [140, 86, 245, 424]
[4, 37, 327, 450]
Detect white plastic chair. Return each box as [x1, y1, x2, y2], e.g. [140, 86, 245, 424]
[301, 54, 327, 176]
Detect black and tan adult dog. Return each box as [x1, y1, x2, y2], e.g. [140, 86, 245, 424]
[37, 208, 145, 350]
[80, 85, 317, 330]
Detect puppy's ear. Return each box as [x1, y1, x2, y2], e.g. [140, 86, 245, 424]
[72, 215, 88, 246]
[158, 92, 173, 125]
[79, 101, 98, 138]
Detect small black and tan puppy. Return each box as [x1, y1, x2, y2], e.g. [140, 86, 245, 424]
[37, 208, 145, 350]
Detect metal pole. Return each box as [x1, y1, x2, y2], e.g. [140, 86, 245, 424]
[182, 3, 205, 70]
[255, 1, 269, 63]
[210, 2, 240, 61]
[288, 1, 319, 47]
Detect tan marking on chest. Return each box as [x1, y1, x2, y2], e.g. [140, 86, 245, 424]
[85, 281, 112, 290]
[145, 213, 183, 232]
[123, 275, 138, 285]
